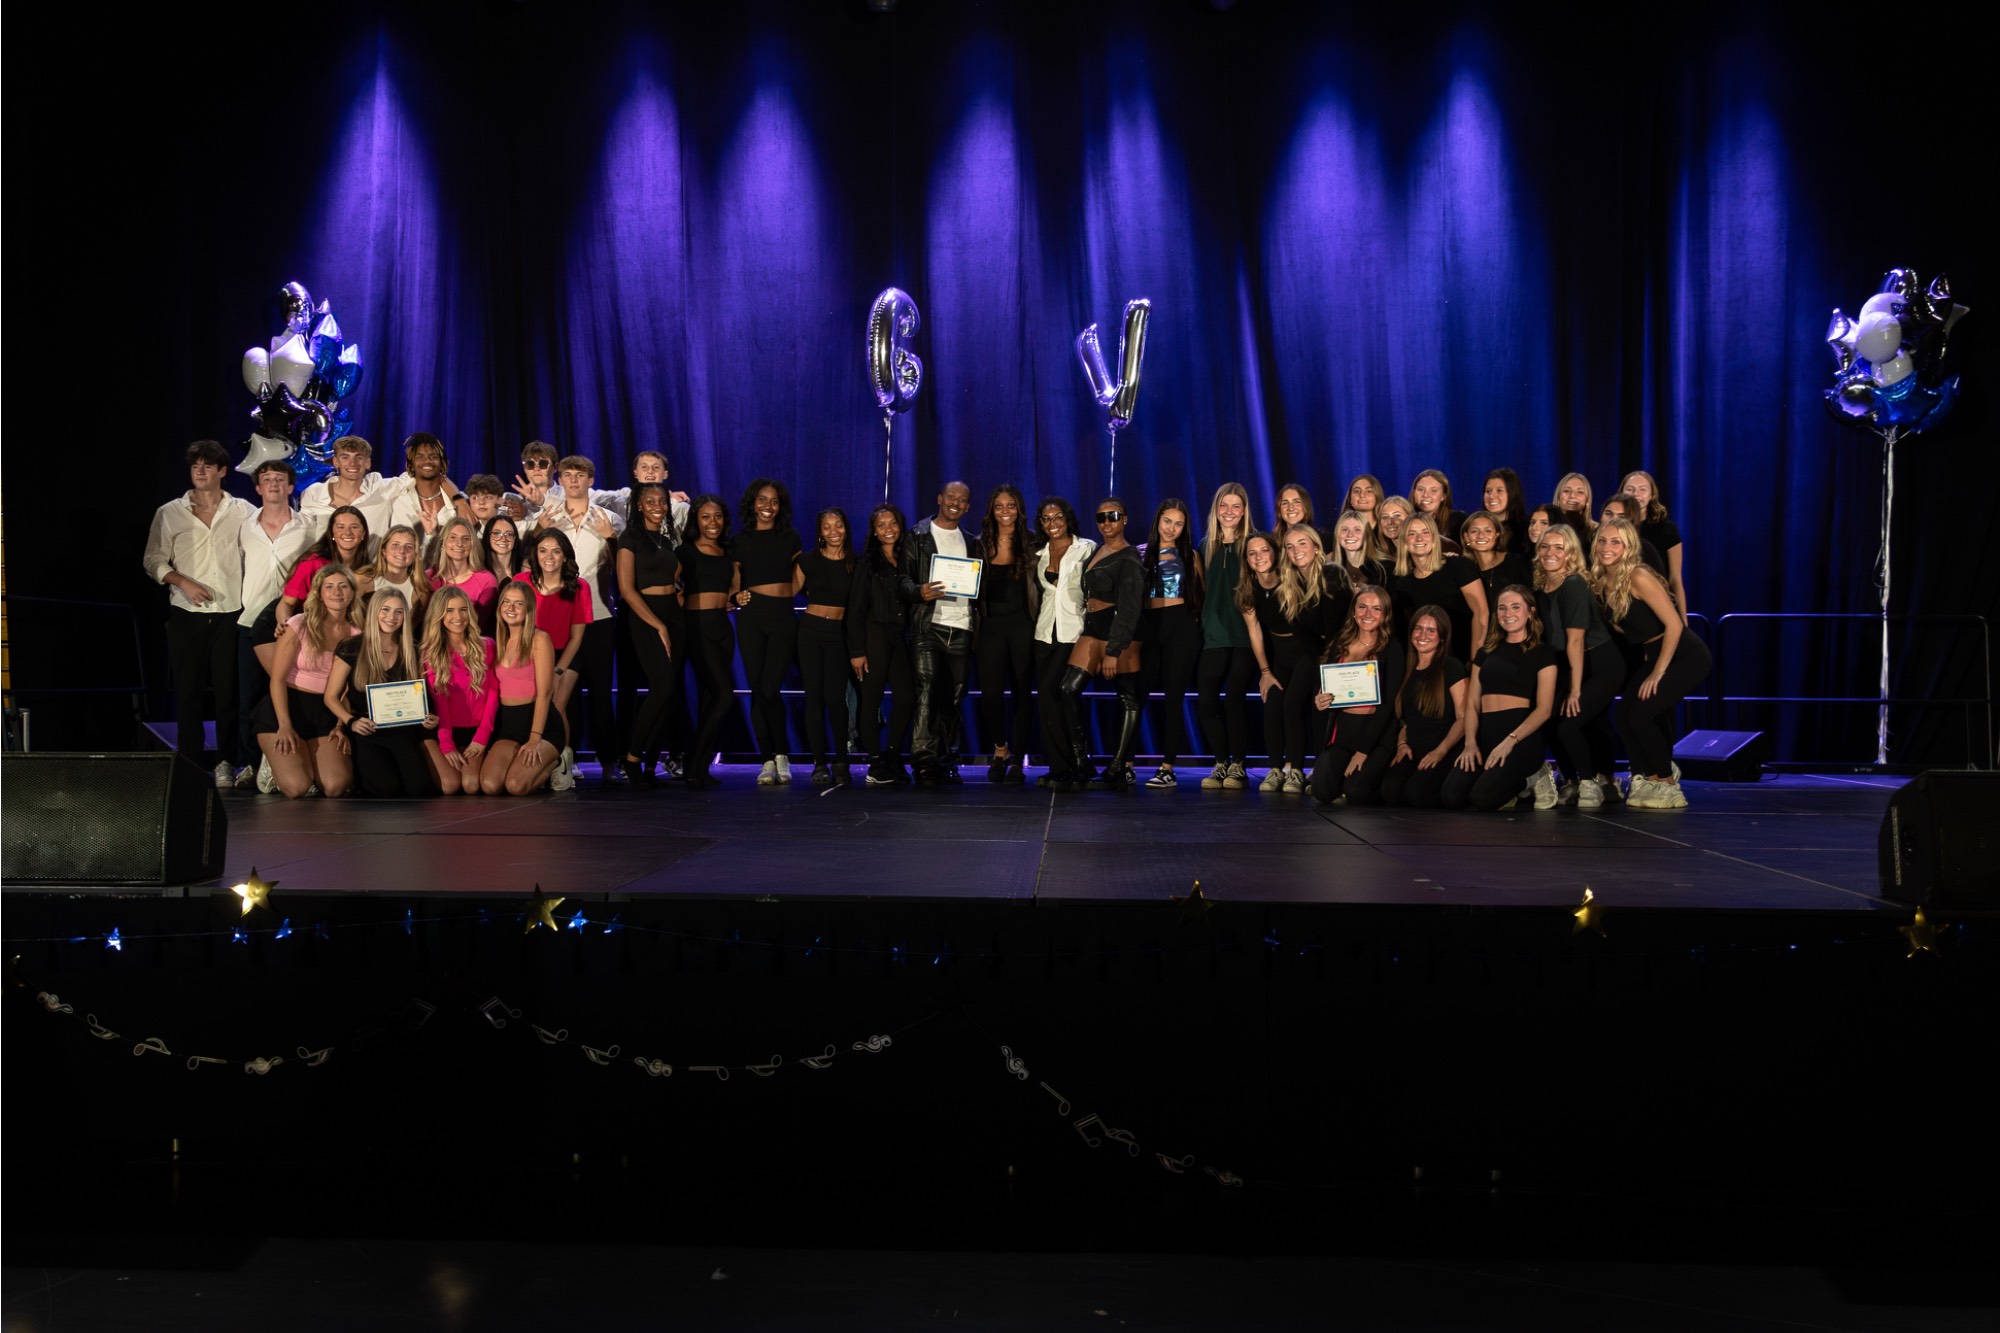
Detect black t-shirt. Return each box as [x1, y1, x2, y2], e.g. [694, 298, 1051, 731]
[1473, 554, 1533, 619]
[1640, 516, 1683, 555]
[1474, 640, 1558, 700]
[800, 550, 855, 608]
[980, 560, 1030, 616]
[616, 523, 681, 590]
[1390, 555, 1481, 661]
[735, 526, 801, 586]
[1248, 579, 1289, 640]
[1397, 654, 1468, 756]
[677, 543, 734, 596]
[1536, 573, 1610, 652]
[333, 638, 418, 718]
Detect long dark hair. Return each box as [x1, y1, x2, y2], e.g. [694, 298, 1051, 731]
[814, 506, 857, 569]
[529, 527, 581, 601]
[682, 493, 731, 548]
[308, 504, 371, 565]
[1397, 604, 1455, 720]
[482, 515, 522, 577]
[980, 484, 1030, 581]
[738, 478, 792, 531]
[1143, 496, 1204, 615]
[863, 503, 908, 574]
[1483, 467, 1528, 551]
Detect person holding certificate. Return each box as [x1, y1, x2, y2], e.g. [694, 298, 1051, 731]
[324, 587, 438, 798]
[1440, 586, 1560, 811]
[1308, 584, 1404, 805]
[482, 581, 566, 795]
[1378, 607, 1470, 808]
[1052, 498, 1146, 790]
[906, 481, 979, 785]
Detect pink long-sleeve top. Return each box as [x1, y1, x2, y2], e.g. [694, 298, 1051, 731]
[427, 636, 499, 753]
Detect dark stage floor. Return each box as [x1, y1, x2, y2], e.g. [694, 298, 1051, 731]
[132, 769, 1903, 911]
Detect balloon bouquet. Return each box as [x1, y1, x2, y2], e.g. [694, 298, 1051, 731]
[236, 281, 364, 487]
[1820, 266, 1969, 763]
[1076, 299, 1150, 492]
[867, 287, 924, 502]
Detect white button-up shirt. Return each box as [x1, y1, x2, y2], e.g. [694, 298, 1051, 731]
[237, 506, 317, 627]
[298, 472, 405, 543]
[1034, 537, 1098, 645]
[144, 492, 258, 615]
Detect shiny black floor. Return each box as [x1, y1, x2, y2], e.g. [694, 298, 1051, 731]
[176, 769, 1902, 911]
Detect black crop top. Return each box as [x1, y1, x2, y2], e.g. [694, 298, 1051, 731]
[616, 524, 681, 590]
[1615, 588, 1669, 643]
[800, 550, 854, 607]
[1397, 655, 1467, 756]
[980, 562, 1030, 616]
[1249, 579, 1290, 639]
[677, 542, 735, 596]
[1080, 544, 1146, 656]
[1474, 640, 1558, 699]
[735, 526, 801, 586]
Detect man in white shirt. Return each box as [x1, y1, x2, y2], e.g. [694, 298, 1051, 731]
[907, 481, 978, 785]
[142, 440, 259, 786]
[234, 459, 314, 786]
[297, 435, 402, 541]
[384, 433, 459, 539]
[536, 454, 624, 779]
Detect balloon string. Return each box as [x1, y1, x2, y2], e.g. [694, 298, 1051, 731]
[1878, 427, 1897, 765]
[883, 414, 894, 506]
[1108, 428, 1117, 496]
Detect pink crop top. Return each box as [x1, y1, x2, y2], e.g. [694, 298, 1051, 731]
[279, 614, 359, 693]
[494, 656, 538, 700]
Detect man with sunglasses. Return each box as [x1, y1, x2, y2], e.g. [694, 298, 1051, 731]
[905, 480, 979, 785]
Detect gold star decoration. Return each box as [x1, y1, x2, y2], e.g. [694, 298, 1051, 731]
[1898, 907, 1940, 958]
[1172, 879, 1214, 923]
[524, 887, 566, 935]
[6, 954, 22, 989]
[232, 868, 279, 917]
[1571, 886, 1606, 938]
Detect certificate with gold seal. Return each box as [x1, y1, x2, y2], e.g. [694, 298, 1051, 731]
[931, 554, 983, 600]
[1318, 660, 1381, 707]
[366, 679, 430, 728]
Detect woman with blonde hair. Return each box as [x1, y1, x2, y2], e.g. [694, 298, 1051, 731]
[1247, 526, 1346, 793]
[359, 525, 432, 618]
[419, 586, 497, 795]
[1619, 470, 1688, 616]
[1533, 524, 1621, 807]
[482, 579, 565, 795]
[254, 563, 363, 798]
[1195, 482, 1255, 789]
[1552, 473, 1596, 547]
[1388, 512, 1487, 663]
[1590, 517, 1710, 809]
[1371, 494, 1414, 563]
[426, 516, 498, 632]
[1328, 509, 1389, 592]
[323, 587, 437, 798]
[1440, 585, 1559, 811]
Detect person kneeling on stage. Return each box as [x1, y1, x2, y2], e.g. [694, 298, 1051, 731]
[324, 588, 438, 798]
[1378, 606, 1469, 808]
[1440, 586, 1558, 811]
[1309, 584, 1403, 804]
[254, 564, 363, 798]
[483, 580, 566, 795]
[421, 587, 498, 796]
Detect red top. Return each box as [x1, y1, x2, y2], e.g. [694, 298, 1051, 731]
[282, 554, 333, 600]
[512, 571, 593, 650]
[427, 636, 498, 752]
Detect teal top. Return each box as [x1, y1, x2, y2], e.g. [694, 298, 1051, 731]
[1199, 541, 1249, 648]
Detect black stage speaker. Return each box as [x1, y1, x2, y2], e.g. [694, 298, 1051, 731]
[1673, 729, 1770, 782]
[1878, 771, 2000, 907]
[1, 752, 227, 886]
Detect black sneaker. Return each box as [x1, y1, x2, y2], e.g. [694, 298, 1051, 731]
[810, 763, 834, 787]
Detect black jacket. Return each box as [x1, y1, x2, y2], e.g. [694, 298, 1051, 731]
[900, 517, 981, 637]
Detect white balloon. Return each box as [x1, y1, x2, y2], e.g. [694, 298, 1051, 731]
[1858, 292, 1903, 321]
[235, 432, 295, 475]
[1872, 351, 1914, 386]
[242, 346, 271, 397]
[1853, 311, 1904, 365]
[268, 332, 315, 397]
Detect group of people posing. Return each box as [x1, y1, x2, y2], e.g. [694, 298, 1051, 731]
[146, 437, 1704, 809]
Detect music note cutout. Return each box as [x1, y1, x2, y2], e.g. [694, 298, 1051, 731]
[1000, 1045, 1030, 1081]
[689, 1065, 731, 1081]
[477, 996, 521, 1030]
[746, 1054, 782, 1078]
[801, 1045, 837, 1069]
[1040, 1082, 1071, 1116]
[1156, 1154, 1194, 1174]
[583, 1043, 622, 1066]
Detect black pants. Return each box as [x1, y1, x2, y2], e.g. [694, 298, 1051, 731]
[686, 608, 738, 776]
[1309, 712, 1393, 804]
[1141, 605, 1200, 765]
[352, 728, 435, 798]
[1196, 645, 1256, 766]
[1034, 639, 1076, 770]
[859, 622, 915, 767]
[167, 607, 240, 768]
[911, 622, 974, 776]
[1545, 639, 1624, 784]
[1258, 634, 1313, 767]
[1380, 752, 1454, 807]
[1441, 707, 1545, 810]
[736, 595, 797, 761]
[797, 615, 851, 765]
[626, 593, 683, 762]
[1619, 631, 1712, 777]
[571, 618, 619, 762]
[975, 610, 1034, 758]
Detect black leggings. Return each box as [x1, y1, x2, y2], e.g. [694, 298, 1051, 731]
[626, 592, 683, 762]
[858, 622, 915, 765]
[1196, 645, 1256, 765]
[1258, 634, 1313, 767]
[976, 610, 1034, 758]
[1034, 639, 1075, 770]
[1309, 711, 1393, 804]
[571, 619, 618, 761]
[737, 594, 797, 761]
[351, 729, 435, 798]
[686, 608, 738, 775]
[1619, 631, 1712, 777]
[1544, 639, 1624, 784]
[1141, 605, 1200, 764]
[797, 614, 851, 765]
[1380, 752, 1454, 807]
[1441, 707, 1545, 810]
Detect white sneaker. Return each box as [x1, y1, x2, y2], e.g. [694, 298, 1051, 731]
[757, 760, 779, 786]
[1626, 776, 1661, 809]
[257, 755, 278, 794]
[1652, 778, 1689, 810]
[774, 755, 793, 782]
[1671, 760, 1682, 780]
[1145, 767, 1177, 790]
[1223, 762, 1249, 790]
[232, 765, 256, 790]
[1281, 766, 1305, 795]
[1200, 764, 1228, 790]
[213, 759, 234, 789]
[1259, 767, 1283, 792]
[1531, 762, 1559, 810]
[1577, 778, 1604, 808]
[559, 747, 575, 778]
[549, 763, 576, 792]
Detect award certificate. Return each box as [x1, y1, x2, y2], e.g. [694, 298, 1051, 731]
[366, 679, 430, 728]
[1318, 660, 1381, 707]
[931, 554, 983, 600]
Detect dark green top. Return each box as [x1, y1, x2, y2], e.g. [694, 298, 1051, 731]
[1199, 541, 1249, 648]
